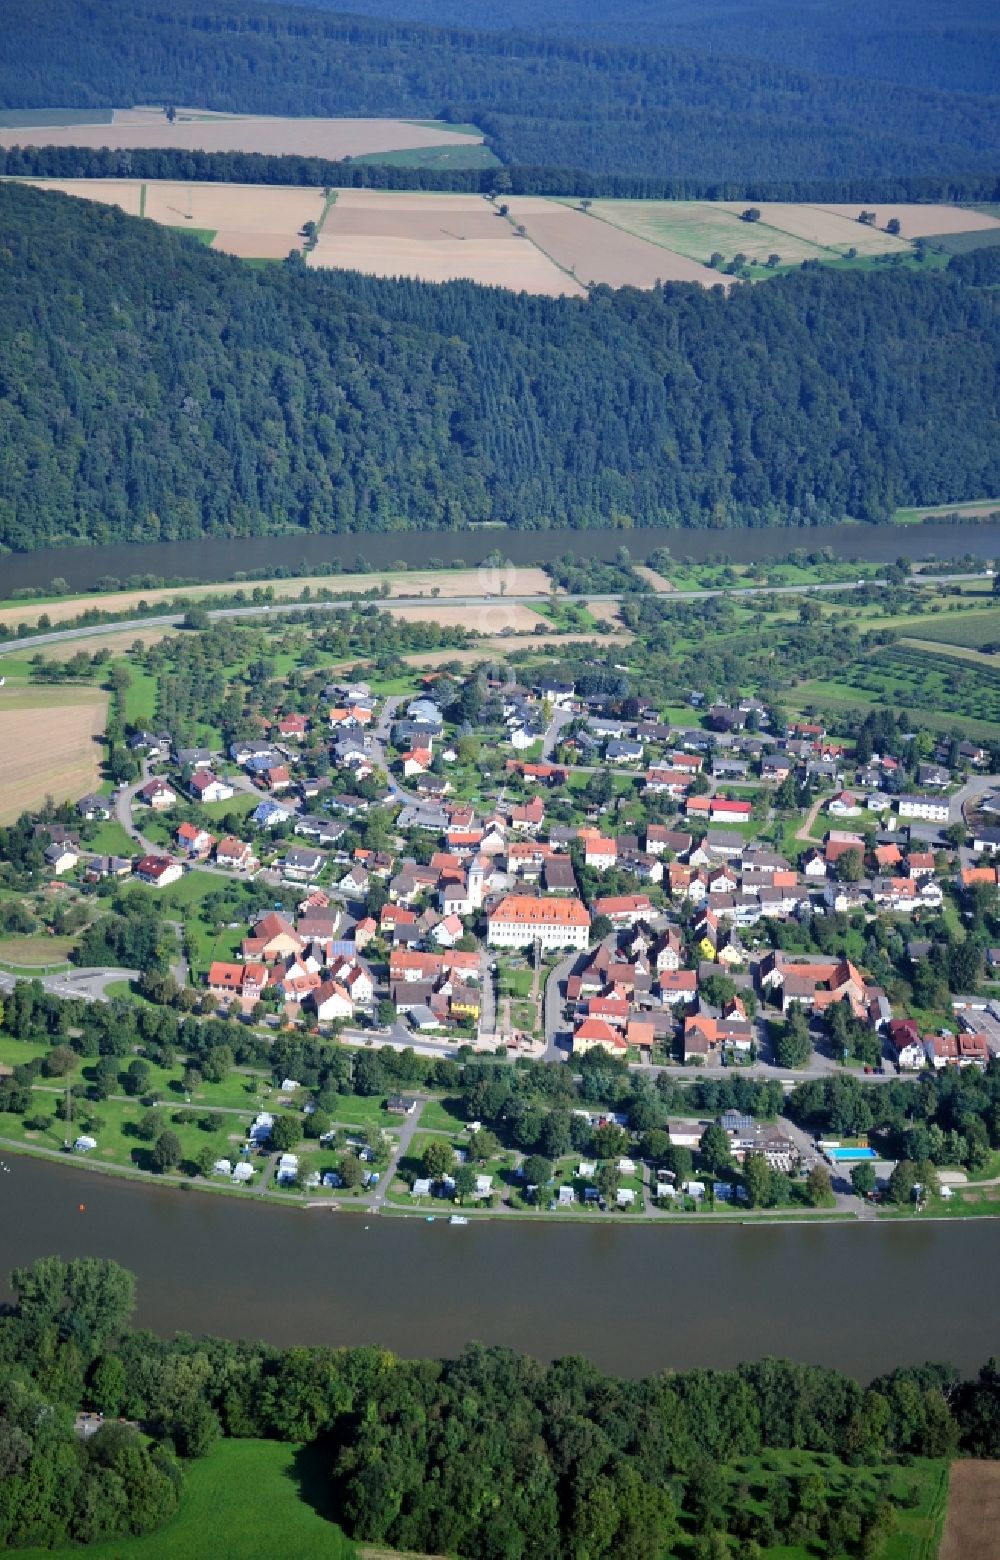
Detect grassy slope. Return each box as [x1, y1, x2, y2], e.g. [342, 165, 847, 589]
[14, 1440, 355, 1560]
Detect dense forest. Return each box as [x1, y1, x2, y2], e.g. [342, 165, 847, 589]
[1, 183, 998, 553]
[305, 0, 1000, 99]
[4, 0, 999, 182]
[3, 1254, 1000, 1554]
[4, 142, 1000, 207]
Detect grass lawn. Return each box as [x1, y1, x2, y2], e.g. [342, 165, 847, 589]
[499, 966, 534, 998]
[158, 869, 222, 908]
[120, 664, 159, 726]
[84, 819, 136, 854]
[418, 1095, 468, 1133]
[5, 1089, 255, 1179]
[0, 934, 77, 968]
[15, 1439, 355, 1560]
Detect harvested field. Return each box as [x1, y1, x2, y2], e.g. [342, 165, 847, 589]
[590, 199, 829, 266]
[634, 565, 675, 593]
[584, 600, 624, 625]
[715, 201, 908, 255]
[815, 203, 1000, 238]
[0, 567, 551, 630]
[0, 107, 485, 159]
[381, 602, 543, 633]
[17, 178, 325, 259]
[14, 178, 143, 215]
[0, 690, 107, 822]
[308, 194, 581, 294]
[508, 198, 717, 287]
[940, 1461, 1000, 1560]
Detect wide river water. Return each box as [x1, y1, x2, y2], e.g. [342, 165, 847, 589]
[4, 519, 1000, 594]
[2, 1157, 998, 1379]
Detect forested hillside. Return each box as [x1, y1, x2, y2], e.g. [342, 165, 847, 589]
[1, 183, 998, 552]
[3, 0, 999, 182]
[320, 0, 1000, 97]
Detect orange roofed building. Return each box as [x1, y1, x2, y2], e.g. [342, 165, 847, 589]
[487, 894, 590, 951]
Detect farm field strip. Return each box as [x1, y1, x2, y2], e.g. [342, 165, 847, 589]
[816, 202, 1000, 238]
[714, 200, 910, 255]
[0, 107, 486, 159]
[506, 197, 718, 287]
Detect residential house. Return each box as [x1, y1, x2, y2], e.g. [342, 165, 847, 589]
[133, 854, 184, 887]
[138, 778, 177, 811]
[188, 770, 234, 804]
[593, 894, 654, 928]
[215, 836, 257, 872]
[176, 821, 213, 859]
[282, 845, 327, 882]
[76, 793, 111, 821]
[207, 961, 266, 1003]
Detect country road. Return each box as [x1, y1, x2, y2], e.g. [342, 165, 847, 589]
[2, 571, 990, 658]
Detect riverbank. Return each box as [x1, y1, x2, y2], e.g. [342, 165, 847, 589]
[5, 1153, 1000, 1377]
[3, 515, 1000, 598]
[2, 1132, 990, 1230]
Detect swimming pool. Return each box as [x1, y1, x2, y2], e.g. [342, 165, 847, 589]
[827, 1147, 877, 1161]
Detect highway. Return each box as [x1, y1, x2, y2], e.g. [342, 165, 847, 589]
[1, 570, 991, 658]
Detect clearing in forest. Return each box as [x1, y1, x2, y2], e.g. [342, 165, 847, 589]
[940, 1461, 1000, 1560]
[589, 198, 834, 266]
[0, 686, 107, 822]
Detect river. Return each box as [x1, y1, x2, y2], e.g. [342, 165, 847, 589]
[4, 519, 1000, 595]
[2, 1157, 998, 1379]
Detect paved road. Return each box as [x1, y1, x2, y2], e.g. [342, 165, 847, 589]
[543, 950, 581, 1062]
[0, 965, 139, 1000]
[953, 771, 1000, 824]
[4, 572, 991, 658]
[370, 1097, 426, 1212]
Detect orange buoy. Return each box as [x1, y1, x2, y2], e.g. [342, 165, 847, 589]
[78, 1204, 86, 1212]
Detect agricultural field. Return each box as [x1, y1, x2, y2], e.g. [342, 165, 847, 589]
[17, 178, 326, 261]
[940, 1461, 1000, 1560]
[0, 105, 488, 161]
[889, 607, 1000, 649]
[816, 202, 1000, 240]
[573, 197, 997, 273]
[0, 683, 108, 822]
[506, 196, 718, 287]
[309, 190, 583, 294]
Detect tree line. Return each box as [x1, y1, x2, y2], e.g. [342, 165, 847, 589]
[4, 1254, 1000, 1554]
[2, 181, 999, 554]
[4, 0, 999, 182]
[3, 142, 999, 207]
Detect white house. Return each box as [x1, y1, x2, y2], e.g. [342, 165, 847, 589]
[486, 894, 590, 951]
[896, 795, 950, 823]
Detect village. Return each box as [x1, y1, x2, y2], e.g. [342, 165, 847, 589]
[6, 640, 1000, 1222]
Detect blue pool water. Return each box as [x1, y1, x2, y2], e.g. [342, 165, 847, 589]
[827, 1147, 877, 1161]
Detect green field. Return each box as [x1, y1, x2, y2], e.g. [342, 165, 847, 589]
[354, 142, 499, 169]
[894, 606, 1000, 648]
[15, 1440, 354, 1560]
[890, 497, 1000, 524]
[121, 664, 158, 725]
[167, 225, 217, 245]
